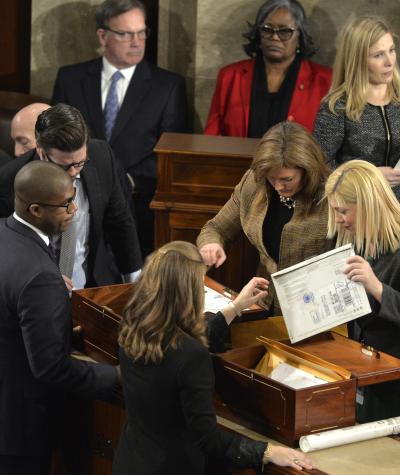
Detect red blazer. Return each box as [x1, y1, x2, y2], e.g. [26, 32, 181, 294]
[204, 58, 332, 136]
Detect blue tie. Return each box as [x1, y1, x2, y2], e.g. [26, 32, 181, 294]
[104, 70, 123, 142]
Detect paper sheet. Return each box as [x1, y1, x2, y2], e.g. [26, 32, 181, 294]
[204, 285, 231, 313]
[271, 244, 371, 343]
[268, 362, 328, 389]
[300, 417, 400, 452]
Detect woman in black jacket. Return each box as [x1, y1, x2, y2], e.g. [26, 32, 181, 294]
[113, 240, 314, 474]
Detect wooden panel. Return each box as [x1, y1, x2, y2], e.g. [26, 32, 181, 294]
[0, 1, 31, 91]
[152, 133, 260, 291]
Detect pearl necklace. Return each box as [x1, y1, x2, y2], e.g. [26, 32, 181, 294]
[279, 195, 296, 209]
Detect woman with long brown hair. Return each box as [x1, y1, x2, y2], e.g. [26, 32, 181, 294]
[113, 241, 314, 474]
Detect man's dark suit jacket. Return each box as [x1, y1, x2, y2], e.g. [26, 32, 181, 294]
[52, 58, 188, 180]
[0, 149, 11, 167]
[0, 216, 117, 456]
[0, 139, 142, 286]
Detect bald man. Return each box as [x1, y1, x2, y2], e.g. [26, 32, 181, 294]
[0, 161, 118, 475]
[10, 102, 50, 156]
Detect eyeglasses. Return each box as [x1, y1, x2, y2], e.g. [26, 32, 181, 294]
[25, 188, 77, 214]
[44, 152, 90, 171]
[103, 27, 150, 42]
[259, 25, 297, 41]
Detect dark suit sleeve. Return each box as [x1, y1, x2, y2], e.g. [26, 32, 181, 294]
[52, 68, 67, 104]
[102, 143, 142, 272]
[178, 344, 265, 468]
[0, 159, 20, 218]
[18, 271, 117, 399]
[160, 75, 188, 133]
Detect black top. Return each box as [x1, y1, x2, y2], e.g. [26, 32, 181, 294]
[263, 189, 294, 262]
[114, 329, 266, 475]
[248, 52, 301, 138]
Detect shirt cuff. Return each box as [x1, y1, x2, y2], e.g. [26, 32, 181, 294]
[122, 269, 141, 283]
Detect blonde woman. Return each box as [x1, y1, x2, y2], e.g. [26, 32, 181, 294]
[325, 160, 400, 422]
[113, 241, 314, 474]
[314, 16, 400, 198]
[198, 121, 333, 315]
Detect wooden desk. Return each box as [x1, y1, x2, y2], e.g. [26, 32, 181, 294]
[152, 132, 260, 291]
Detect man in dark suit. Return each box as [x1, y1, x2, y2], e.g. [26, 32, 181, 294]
[0, 161, 118, 474]
[52, 0, 188, 256]
[0, 103, 142, 289]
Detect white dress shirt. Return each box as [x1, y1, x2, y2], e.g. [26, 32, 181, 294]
[101, 57, 136, 110]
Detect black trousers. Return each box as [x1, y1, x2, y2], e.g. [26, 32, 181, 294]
[0, 453, 51, 475]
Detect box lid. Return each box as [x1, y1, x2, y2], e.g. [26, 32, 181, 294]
[289, 331, 400, 387]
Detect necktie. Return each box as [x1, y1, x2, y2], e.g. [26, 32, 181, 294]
[58, 178, 80, 278]
[104, 70, 123, 142]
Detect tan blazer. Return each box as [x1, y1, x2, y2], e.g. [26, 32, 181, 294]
[197, 170, 333, 313]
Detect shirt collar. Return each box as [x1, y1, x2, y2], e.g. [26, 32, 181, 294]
[13, 212, 50, 246]
[102, 56, 136, 83]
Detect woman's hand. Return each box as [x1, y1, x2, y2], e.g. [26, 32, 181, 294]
[200, 243, 227, 267]
[378, 166, 400, 187]
[344, 256, 383, 302]
[268, 445, 315, 471]
[233, 277, 269, 313]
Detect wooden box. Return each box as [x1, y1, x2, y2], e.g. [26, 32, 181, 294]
[71, 277, 266, 365]
[213, 331, 400, 446]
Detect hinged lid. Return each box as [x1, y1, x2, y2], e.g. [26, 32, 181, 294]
[287, 331, 400, 387]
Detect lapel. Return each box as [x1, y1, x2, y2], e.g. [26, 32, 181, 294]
[82, 58, 105, 139]
[80, 158, 101, 238]
[110, 60, 152, 144]
[240, 60, 255, 135]
[6, 215, 53, 261]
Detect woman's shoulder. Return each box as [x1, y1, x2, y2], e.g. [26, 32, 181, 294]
[218, 59, 255, 76]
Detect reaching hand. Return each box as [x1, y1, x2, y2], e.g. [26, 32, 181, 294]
[378, 166, 400, 187]
[233, 277, 269, 313]
[200, 243, 227, 267]
[62, 274, 73, 293]
[344, 255, 383, 302]
[268, 445, 315, 471]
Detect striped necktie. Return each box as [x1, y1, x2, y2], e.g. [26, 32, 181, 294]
[104, 70, 123, 142]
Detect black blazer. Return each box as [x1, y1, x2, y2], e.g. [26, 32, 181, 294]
[52, 58, 188, 180]
[0, 139, 142, 286]
[113, 334, 265, 475]
[0, 216, 117, 456]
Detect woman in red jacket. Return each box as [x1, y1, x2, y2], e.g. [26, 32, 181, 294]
[204, 0, 332, 137]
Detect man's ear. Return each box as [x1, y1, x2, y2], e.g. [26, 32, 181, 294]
[97, 28, 107, 47]
[28, 203, 42, 219]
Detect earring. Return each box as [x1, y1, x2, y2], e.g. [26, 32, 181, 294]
[296, 47, 301, 54]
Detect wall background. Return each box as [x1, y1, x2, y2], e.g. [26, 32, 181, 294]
[31, 0, 400, 131]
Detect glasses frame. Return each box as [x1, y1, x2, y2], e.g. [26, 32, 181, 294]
[259, 25, 297, 41]
[44, 152, 90, 171]
[103, 26, 150, 42]
[26, 188, 77, 215]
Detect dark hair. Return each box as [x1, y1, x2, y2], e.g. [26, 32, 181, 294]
[35, 103, 89, 153]
[95, 0, 146, 29]
[243, 0, 316, 58]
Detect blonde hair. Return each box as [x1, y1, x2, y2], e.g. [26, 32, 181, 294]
[325, 16, 400, 121]
[119, 241, 208, 364]
[251, 121, 331, 215]
[325, 160, 400, 258]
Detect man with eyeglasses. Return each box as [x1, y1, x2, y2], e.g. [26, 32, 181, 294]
[0, 160, 119, 475]
[52, 0, 188, 257]
[0, 103, 142, 290]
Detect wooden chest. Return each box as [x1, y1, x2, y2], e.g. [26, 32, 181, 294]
[71, 277, 266, 365]
[213, 331, 400, 446]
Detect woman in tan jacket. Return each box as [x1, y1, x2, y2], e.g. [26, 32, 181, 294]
[197, 121, 333, 314]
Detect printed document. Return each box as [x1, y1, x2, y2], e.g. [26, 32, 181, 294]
[204, 286, 231, 313]
[271, 244, 371, 343]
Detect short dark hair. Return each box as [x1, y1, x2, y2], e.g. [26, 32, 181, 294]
[243, 0, 316, 58]
[95, 0, 146, 29]
[35, 103, 89, 153]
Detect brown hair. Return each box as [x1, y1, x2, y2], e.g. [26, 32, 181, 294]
[119, 241, 207, 364]
[251, 121, 331, 215]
